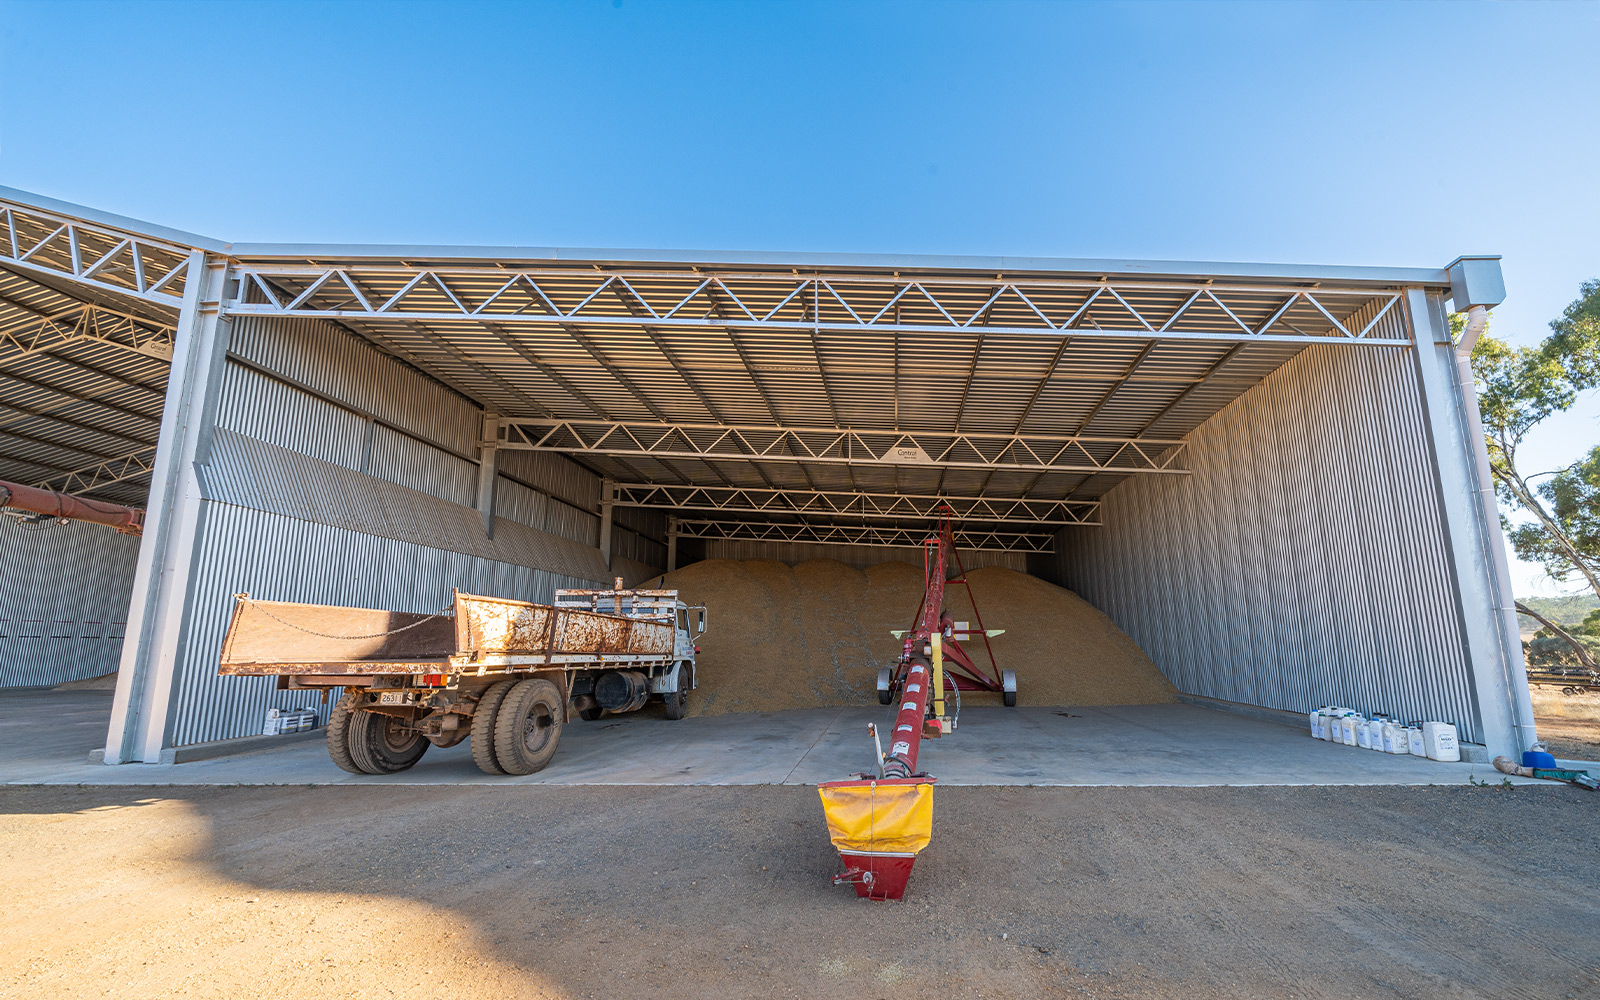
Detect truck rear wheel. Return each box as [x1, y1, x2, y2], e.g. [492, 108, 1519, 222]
[494, 678, 564, 775]
[471, 679, 516, 775]
[346, 708, 429, 774]
[326, 693, 364, 775]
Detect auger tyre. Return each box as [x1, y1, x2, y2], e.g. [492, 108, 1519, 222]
[346, 708, 429, 774]
[470, 679, 517, 775]
[493, 678, 564, 776]
[1002, 669, 1018, 708]
[877, 666, 894, 706]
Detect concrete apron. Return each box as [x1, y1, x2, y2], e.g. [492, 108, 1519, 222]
[2, 697, 1584, 788]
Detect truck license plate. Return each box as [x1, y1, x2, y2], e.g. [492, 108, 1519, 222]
[378, 692, 406, 705]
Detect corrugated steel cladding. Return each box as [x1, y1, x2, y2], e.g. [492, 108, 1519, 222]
[0, 519, 138, 686]
[164, 316, 661, 744]
[1044, 342, 1481, 742]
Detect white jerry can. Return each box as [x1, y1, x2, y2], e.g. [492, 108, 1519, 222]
[1322, 709, 1346, 741]
[1309, 709, 1324, 739]
[1355, 718, 1373, 749]
[1340, 714, 1361, 746]
[1381, 719, 1408, 754]
[1407, 725, 1425, 757]
[1366, 717, 1386, 751]
[1422, 722, 1461, 762]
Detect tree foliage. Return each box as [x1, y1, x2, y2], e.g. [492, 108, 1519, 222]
[1546, 278, 1600, 387]
[1505, 445, 1600, 589]
[1469, 281, 1600, 599]
[1469, 280, 1600, 667]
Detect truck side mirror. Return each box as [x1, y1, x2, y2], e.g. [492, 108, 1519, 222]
[695, 611, 707, 634]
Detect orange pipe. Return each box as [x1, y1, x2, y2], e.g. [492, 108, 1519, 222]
[0, 479, 144, 535]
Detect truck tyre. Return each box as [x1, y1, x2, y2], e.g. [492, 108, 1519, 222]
[346, 708, 429, 774]
[326, 692, 364, 775]
[494, 678, 564, 775]
[662, 664, 690, 720]
[471, 679, 517, 775]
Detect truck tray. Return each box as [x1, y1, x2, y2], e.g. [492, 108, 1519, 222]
[219, 589, 677, 677]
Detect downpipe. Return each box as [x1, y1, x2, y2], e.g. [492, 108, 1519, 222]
[1453, 305, 1538, 752]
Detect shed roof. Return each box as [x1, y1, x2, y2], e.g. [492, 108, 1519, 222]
[0, 186, 1459, 548]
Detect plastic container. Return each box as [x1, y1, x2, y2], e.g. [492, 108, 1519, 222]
[1308, 709, 1323, 739]
[1367, 717, 1388, 751]
[1523, 742, 1556, 769]
[1406, 724, 1425, 757]
[1320, 709, 1343, 741]
[262, 708, 284, 736]
[1340, 713, 1360, 746]
[1356, 717, 1373, 750]
[1381, 719, 1409, 754]
[1422, 721, 1460, 762]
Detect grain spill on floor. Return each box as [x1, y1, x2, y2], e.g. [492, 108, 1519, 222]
[647, 558, 1176, 715]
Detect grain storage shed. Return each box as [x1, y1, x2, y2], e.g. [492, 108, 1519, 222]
[0, 187, 1533, 763]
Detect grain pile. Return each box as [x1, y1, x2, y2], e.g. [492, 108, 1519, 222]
[645, 558, 1176, 716]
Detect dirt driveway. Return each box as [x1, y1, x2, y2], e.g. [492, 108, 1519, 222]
[2, 783, 1596, 1000]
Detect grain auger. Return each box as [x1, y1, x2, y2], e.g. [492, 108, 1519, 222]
[817, 514, 1014, 900]
[0, 480, 144, 535]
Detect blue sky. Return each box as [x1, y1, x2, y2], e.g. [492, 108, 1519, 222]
[2, 0, 1596, 594]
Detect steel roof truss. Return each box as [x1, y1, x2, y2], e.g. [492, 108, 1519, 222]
[498, 418, 1187, 475]
[0, 201, 197, 306]
[32, 444, 158, 496]
[613, 482, 1099, 525]
[672, 518, 1055, 552]
[0, 302, 174, 365]
[1353, 295, 1401, 339]
[226, 266, 1410, 345]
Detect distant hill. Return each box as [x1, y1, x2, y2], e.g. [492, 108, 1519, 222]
[1517, 593, 1599, 634]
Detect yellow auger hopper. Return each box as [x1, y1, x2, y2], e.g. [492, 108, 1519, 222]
[818, 776, 934, 900]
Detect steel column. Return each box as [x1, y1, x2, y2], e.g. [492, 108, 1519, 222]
[666, 514, 678, 573]
[476, 412, 499, 538]
[598, 477, 615, 568]
[103, 252, 232, 764]
[1407, 289, 1533, 757]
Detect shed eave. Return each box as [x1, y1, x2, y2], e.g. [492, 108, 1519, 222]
[228, 242, 1453, 288]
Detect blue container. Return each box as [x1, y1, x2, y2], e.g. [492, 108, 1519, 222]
[1523, 749, 1558, 769]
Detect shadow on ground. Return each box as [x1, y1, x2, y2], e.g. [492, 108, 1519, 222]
[2, 781, 1598, 1000]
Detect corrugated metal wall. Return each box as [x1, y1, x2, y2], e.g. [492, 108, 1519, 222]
[162, 316, 662, 745]
[0, 519, 139, 686]
[696, 539, 1028, 573]
[170, 501, 604, 746]
[1043, 343, 1481, 741]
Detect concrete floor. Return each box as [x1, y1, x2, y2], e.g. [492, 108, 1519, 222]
[0, 688, 1566, 787]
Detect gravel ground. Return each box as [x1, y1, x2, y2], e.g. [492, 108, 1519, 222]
[2, 783, 1596, 1000]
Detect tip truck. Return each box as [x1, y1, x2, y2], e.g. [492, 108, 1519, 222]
[218, 580, 706, 776]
